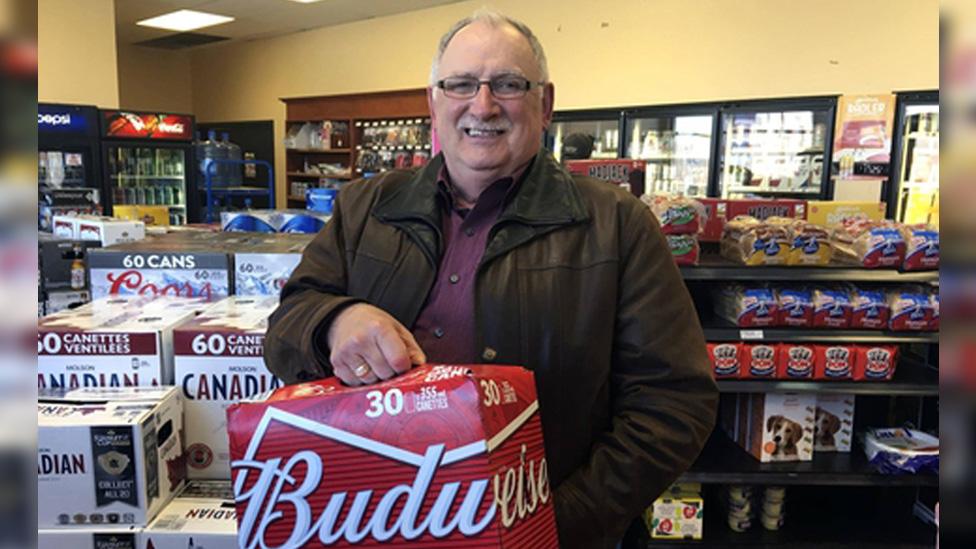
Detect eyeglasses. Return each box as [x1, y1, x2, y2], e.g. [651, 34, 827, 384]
[435, 75, 546, 99]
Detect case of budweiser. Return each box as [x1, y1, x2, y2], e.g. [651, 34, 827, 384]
[233, 234, 311, 296]
[39, 527, 139, 549]
[140, 484, 238, 549]
[173, 297, 282, 479]
[38, 296, 206, 389]
[38, 386, 185, 529]
[699, 198, 806, 242]
[226, 364, 558, 548]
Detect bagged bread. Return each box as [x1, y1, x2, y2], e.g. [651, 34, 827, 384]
[776, 287, 813, 327]
[888, 286, 934, 331]
[766, 217, 833, 266]
[849, 285, 890, 330]
[812, 286, 852, 328]
[720, 216, 790, 266]
[649, 194, 705, 235]
[900, 224, 939, 271]
[714, 285, 778, 327]
[667, 234, 700, 266]
[830, 218, 905, 268]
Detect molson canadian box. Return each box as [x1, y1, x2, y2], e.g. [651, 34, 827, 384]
[173, 297, 282, 479]
[37, 386, 185, 529]
[140, 481, 238, 549]
[38, 296, 206, 390]
[226, 364, 558, 548]
[38, 527, 139, 549]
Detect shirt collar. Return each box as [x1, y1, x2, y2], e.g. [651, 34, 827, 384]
[435, 158, 533, 214]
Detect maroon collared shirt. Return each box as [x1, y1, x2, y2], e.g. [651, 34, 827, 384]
[412, 167, 520, 364]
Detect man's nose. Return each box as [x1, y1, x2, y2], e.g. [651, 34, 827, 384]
[469, 82, 500, 118]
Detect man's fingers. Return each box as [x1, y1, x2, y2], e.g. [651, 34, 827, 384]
[332, 363, 362, 387]
[375, 328, 413, 375]
[360, 341, 397, 381]
[395, 323, 427, 365]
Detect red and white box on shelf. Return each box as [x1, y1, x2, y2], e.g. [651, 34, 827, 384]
[173, 296, 283, 480]
[699, 198, 807, 242]
[565, 159, 645, 197]
[852, 345, 899, 381]
[707, 342, 742, 379]
[142, 483, 238, 549]
[225, 364, 558, 548]
[813, 344, 856, 379]
[741, 343, 778, 378]
[777, 343, 816, 379]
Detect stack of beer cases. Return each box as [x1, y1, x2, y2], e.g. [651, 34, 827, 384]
[232, 233, 312, 297]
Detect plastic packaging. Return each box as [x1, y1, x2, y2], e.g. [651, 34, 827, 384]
[862, 428, 939, 474]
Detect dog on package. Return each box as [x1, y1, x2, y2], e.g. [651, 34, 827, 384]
[815, 407, 842, 451]
[766, 415, 803, 460]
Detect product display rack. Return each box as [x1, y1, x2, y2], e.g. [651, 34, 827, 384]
[714, 359, 937, 396]
[680, 256, 939, 282]
[700, 324, 938, 344]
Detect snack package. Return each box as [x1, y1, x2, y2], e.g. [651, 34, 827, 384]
[853, 345, 899, 381]
[649, 195, 705, 235]
[814, 395, 855, 452]
[737, 392, 816, 463]
[715, 286, 778, 327]
[929, 291, 940, 331]
[831, 219, 906, 268]
[812, 287, 852, 328]
[741, 343, 778, 378]
[862, 428, 939, 475]
[900, 224, 939, 271]
[644, 488, 704, 540]
[666, 234, 700, 266]
[888, 287, 934, 331]
[813, 344, 855, 379]
[720, 216, 791, 266]
[849, 286, 890, 329]
[707, 342, 742, 379]
[776, 287, 813, 327]
[777, 344, 816, 379]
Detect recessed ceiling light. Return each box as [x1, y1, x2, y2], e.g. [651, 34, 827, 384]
[137, 10, 234, 32]
[287, 0, 326, 3]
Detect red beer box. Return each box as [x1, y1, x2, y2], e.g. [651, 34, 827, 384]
[699, 198, 807, 242]
[707, 342, 741, 379]
[853, 345, 898, 381]
[777, 344, 816, 379]
[741, 343, 778, 378]
[813, 345, 855, 379]
[226, 364, 558, 548]
[565, 158, 645, 197]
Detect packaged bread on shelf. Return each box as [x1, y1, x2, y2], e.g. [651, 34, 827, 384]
[720, 216, 790, 266]
[765, 216, 832, 266]
[900, 224, 939, 271]
[648, 194, 705, 235]
[830, 217, 906, 268]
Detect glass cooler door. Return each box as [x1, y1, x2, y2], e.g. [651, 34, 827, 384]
[891, 101, 939, 225]
[546, 110, 622, 162]
[107, 145, 188, 225]
[624, 112, 715, 197]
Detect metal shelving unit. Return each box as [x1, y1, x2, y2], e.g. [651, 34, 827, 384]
[680, 256, 939, 283]
[701, 324, 938, 344]
[714, 360, 937, 396]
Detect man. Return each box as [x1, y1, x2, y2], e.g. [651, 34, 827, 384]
[264, 10, 717, 548]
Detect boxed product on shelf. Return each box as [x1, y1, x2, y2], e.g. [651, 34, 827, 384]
[42, 288, 91, 316]
[813, 344, 855, 379]
[777, 343, 816, 379]
[643, 484, 704, 540]
[900, 224, 939, 271]
[862, 428, 939, 475]
[38, 296, 206, 389]
[850, 286, 890, 329]
[812, 286, 852, 328]
[707, 342, 742, 378]
[888, 286, 934, 331]
[814, 394, 855, 452]
[715, 285, 778, 327]
[741, 343, 778, 378]
[666, 234, 700, 265]
[88, 233, 241, 299]
[37, 386, 185, 528]
[39, 187, 102, 231]
[737, 392, 815, 462]
[173, 296, 282, 479]
[831, 218, 906, 268]
[565, 158, 646, 197]
[53, 214, 146, 247]
[699, 198, 807, 242]
[233, 234, 311, 296]
[853, 345, 899, 381]
[141, 487, 238, 549]
[805, 201, 885, 226]
[38, 527, 139, 549]
[39, 232, 101, 290]
[220, 209, 329, 234]
[775, 287, 813, 327]
[112, 205, 170, 227]
[720, 216, 791, 266]
[225, 364, 558, 547]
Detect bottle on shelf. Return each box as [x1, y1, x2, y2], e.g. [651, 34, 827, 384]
[70, 245, 85, 290]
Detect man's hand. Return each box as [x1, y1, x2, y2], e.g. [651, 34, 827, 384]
[326, 303, 426, 386]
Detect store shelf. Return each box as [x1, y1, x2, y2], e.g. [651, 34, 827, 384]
[701, 322, 938, 344]
[110, 175, 185, 180]
[680, 256, 939, 283]
[206, 187, 270, 196]
[724, 186, 821, 195]
[356, 143, 431, 151]
[679, 432, 937, 486]
[286, 171, 352, 179]
[286, 148, 350, 154]
[287, 195, 306, 202]
[116, 203, 186, 210]
[638, 156, 711, 162]
[716, 360, 937, 396]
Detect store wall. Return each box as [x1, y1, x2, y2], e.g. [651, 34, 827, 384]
[117, 44, 194, 114]
[188, 0, 939, 205]
[38, 0, 119, 107]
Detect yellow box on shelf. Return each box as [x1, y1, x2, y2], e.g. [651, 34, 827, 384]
[113, 205, 170, 226]
[644, 484, 704, 540]
[806, 201, 886, 226]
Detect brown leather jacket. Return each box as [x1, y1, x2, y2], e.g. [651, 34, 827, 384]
[264, 148, 718, 548]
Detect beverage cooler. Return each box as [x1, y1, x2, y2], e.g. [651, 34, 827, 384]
[38, 103, 103, 230]
[100, 109, 199, 225]
[545, 109, 623, 162]
[623, 105, 717, 197]
[716, 97, 835, 199]
[887, 90, 939, 225]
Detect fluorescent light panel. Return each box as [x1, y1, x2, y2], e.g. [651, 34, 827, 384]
[137, 9, 234, 32]
[287, 0, 327, 3]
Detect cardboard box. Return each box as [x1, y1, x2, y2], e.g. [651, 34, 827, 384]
[141, 490, 238, 549]
[37, 386, 185, 528]
[39, 233, 101, 291]
[43, 288, 92, 316]
[38, 296, 206, 389]
[226, 364, 558, 547]
[53, 215, 146, 247]
[707, 342, 741, 379]
[699, 198, 807, 241]
[565, 159, 645, 197]
[777, 343, 816, 379]
[644, 489, 704, 540]
[173, 297, 283, 479]
[38, 527, 139, 549]
[113, 205, 171, 227]
[220, 209, 330, 234]
[738, 392, 815, 462]
[741, 343, 778, 378]
[814, 394, 855, 452]
[814, 344, 855, 379]
[806, 201, 886, 227]
[233, 234, 311, 296]
[853, 345, 898, 381]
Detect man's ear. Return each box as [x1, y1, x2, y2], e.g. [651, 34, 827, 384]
[427, 86, 437, 125]
[541, 82, 555, 130]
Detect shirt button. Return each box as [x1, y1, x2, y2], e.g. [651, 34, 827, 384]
[481, 347, 497, 361]
[434, 327, 445, 338]
[465, 228, 475, 237]
[449, 274, 460, 284]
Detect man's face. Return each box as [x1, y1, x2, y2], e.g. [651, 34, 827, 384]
[428, 21, 554, 181]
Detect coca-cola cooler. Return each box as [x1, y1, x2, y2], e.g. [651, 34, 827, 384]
[38, 103, 104, 230]
[100, 109, 200, 225]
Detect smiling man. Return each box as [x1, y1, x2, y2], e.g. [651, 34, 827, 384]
[264, 10, 717, 548]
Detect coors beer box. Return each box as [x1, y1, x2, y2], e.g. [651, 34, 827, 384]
[38, 296, 206, 389]
[233, 234, 312, 296]
[226, 364, 558, 548]
[141, 486, 238, 549]
[37, 386, 186, 528]
[173, 296, 282, 479]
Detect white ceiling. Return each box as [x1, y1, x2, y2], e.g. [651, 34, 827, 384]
[115, 0, 465, 47]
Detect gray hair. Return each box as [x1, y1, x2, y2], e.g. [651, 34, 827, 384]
[429, 9, 549, 85]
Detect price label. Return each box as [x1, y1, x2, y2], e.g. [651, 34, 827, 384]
[740, 330, 764, 340]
